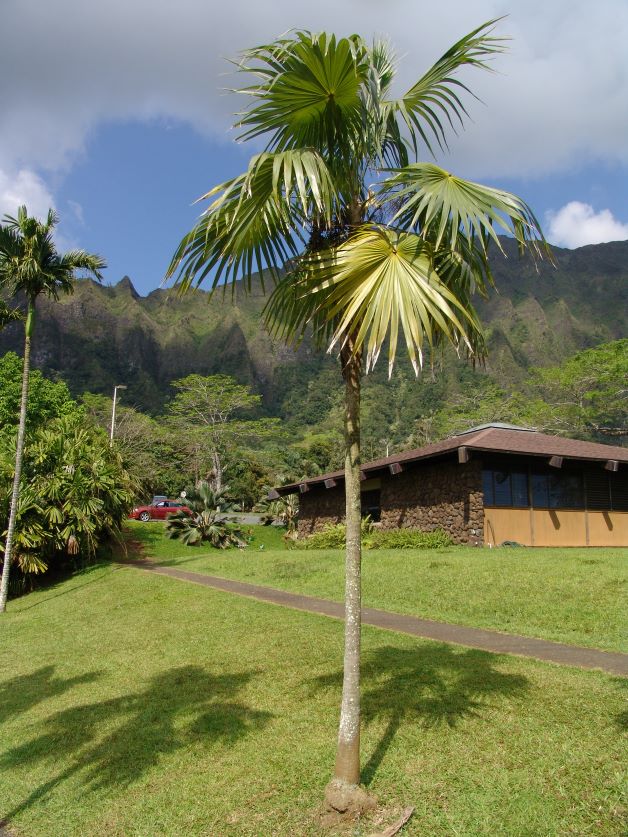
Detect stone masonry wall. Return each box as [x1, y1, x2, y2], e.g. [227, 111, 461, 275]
[379, 459, 484, 545]
[297, 484, 345, 538]
[297, 459, 485, 544]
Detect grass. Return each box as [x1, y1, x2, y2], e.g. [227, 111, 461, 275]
[1, 561, 626, 836]
[124, 521, 628, 652]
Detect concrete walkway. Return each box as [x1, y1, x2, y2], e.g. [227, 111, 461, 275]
[121, 559, 628, 677]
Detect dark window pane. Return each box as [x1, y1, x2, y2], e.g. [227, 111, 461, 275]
[531, 473, 549, 508]
[482, 470, 494, 505]
[493, 471, 512, 506]
[511, 472, 529, 507]
[549, 472, 584, 509]
[586, 470, 611, 510]
[610, 474, 628, 511]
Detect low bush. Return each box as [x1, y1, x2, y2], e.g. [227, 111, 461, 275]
[368, 528, 453, 549]
[293, 522, 453, 550]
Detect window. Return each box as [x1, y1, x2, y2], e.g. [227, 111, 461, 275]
[482, 468, 529, 508]
[531, 471, 584, 509]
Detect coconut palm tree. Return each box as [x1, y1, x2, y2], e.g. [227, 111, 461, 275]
[166, 22, 550, 809]
[0, 206, 105, 613]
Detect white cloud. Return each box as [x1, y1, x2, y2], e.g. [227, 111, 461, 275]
[546, 201, 628, 248]
[0, 167, 55, 220]
[0, 0, 627, 181]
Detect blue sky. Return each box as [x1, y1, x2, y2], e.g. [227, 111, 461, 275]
[1, 0, 627, 296]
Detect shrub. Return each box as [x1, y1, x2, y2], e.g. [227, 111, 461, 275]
[293, 523, 453, 550]
[292, 517, 374, 550]
[368, 528, 453, 549]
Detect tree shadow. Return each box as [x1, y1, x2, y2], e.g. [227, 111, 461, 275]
[312, 643, 529, 786]
[0, 666, 103, 725]
[1, 665, 272, 822]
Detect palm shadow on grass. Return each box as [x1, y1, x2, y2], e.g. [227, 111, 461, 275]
[0, 666, 103, 726]
[312, 644, 529, 786]
[1, 664, 272, 823]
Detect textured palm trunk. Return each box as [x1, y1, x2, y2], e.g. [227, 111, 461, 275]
[333, 343, 363, 785]
[0, 301, 34, 613]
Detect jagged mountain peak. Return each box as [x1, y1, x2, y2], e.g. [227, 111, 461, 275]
[115, 276, 141, 299]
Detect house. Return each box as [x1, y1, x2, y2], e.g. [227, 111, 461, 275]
[270, 424, 628, 547]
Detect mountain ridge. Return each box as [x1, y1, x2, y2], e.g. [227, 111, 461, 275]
[0, 238, 626, 417]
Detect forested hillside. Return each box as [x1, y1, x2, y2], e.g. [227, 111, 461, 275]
[0, 238, 626, 441]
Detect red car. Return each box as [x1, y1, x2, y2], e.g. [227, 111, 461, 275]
[129, 500, 192, 522]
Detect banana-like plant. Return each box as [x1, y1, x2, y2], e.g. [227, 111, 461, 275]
[165, 481, 246, 549]
[167, 22, 551, 809]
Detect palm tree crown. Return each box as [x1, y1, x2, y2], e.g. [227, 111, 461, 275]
[167, 22, 549, 374]
[0, 206, 105, 305]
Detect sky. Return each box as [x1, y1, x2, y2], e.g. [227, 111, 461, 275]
[1, 0, 627, 296]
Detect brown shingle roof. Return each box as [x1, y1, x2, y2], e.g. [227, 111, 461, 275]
[273, 425, 627, 496]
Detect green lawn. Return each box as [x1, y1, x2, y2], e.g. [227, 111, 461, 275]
[125, 521, 628, 652]
[1, 561, 625, 836]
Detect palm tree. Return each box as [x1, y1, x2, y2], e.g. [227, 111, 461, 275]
[166, 23, 550, 809]
[0, 206, 105, 613]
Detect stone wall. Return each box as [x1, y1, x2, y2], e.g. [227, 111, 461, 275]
[297, 484, 345, 538]
[297, 458, 485, 544]
[379, 459, 484, 545]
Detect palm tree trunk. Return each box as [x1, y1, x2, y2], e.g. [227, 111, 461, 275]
[0, 300, 34, 613]
[333, 343, 363, 785]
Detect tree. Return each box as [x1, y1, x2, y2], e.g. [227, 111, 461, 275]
[521, 340, 628, 442]
[81, 392, 182, 498]
[167, 24, 548, 810]
[0, 352, 81, 432]
[0, 412, 135, 595]
[0, 206, 105, 613]
[166, 374, 279, 492]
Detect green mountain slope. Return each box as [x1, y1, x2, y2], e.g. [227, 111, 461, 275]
[0, 239, 626, 420]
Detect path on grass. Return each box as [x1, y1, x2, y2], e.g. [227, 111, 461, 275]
[120, 559, 628, 677]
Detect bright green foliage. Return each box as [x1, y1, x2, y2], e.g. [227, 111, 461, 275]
[367, 528, 453, 549]
[522, 339, 628, 441]
[0, 413, 135, 591]
[294, 521, 453, 550]
[0, 352, 81, 432]
[407, 339, 628, 446]
[166, 481, 246, 549]
[293, 517, 375, 550]
[166, 374, 280, 492]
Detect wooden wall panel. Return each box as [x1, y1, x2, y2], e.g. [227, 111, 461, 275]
[587, 511, 628, 546]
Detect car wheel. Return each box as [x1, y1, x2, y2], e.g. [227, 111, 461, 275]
[139, 511, 151, 522]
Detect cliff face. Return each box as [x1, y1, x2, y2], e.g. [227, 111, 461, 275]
[0, 240, 626, 415]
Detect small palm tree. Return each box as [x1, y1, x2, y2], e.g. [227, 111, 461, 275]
[166, 481, 246, 548]
[167, 23, 550, 809]
[0, 207, 105, 612]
